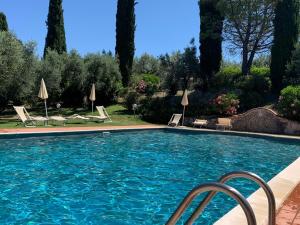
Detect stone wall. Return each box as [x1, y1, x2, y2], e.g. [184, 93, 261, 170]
[185, 107, 300, 135]
[231, 108, 300, 135]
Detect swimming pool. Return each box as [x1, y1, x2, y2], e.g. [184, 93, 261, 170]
[0, 129, 299, 224]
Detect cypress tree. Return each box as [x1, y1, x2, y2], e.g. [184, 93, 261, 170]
[199, 0, 224, 90]
[44, 0, 67, 57]
[271, 0, 300, 94]
[115, 0, 136, 86]
[0, 12, 8, 31]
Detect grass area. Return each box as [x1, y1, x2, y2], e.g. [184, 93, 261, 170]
[0, 104, 151, 129]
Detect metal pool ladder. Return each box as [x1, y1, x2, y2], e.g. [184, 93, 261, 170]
[166, 171, 276, 225]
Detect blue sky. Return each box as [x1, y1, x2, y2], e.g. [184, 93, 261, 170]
[2, 0, 201, 58]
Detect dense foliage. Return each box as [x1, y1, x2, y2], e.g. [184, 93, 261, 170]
[84, 53, 122, 106]
[44, 0, 67, 57]
[0, 32, 37, 108]
[115, 0, 136, 86]
[277, 85, 300, 121]
[199, 0, 223, 89]
[285, 44, 300, 86]
[0, 12, 8, 31]
[271, 0, 300, 94]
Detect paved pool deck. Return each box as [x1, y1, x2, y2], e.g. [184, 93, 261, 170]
[276, 184, 300, 225]
[0, 125, 299, 224]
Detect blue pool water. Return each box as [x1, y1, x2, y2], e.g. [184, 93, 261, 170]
[0, 129, 299, 224]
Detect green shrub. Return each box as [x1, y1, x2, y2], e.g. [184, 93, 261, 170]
[125, 91, 139, 111]
[139, 96, 181, 123]
[142, 74, 160, 85]
[239, 91, 265, 110]
[277, 85, 300, 121]
[235, 72, 271, 110]
[236, 74, 271, 94]
[250, 66, 270, 77]
[213, 66, 242, 89]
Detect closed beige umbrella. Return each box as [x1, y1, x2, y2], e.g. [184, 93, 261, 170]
[181, 89, 189, 126]
[38, 78, 49, 118]
[89, 83, 96, 113]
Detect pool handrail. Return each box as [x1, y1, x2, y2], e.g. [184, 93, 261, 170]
[166, 182, 256, 225]
[186, 171, 276, 225]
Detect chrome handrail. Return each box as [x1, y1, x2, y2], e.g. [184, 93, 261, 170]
[186, 171, 275, 225]
[166, 182, 256, 225]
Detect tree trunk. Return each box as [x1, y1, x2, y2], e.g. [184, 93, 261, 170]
[242, 46, 249, 75]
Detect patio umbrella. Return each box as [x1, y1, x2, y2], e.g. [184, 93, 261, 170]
[181, 89, 189, 126]
[38, 78, 49, 118]
[89, 83, 96, 113]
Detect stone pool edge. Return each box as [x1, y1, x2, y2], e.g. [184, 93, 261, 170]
[0, 125, 166, 137]
[214, 157, 300, 225]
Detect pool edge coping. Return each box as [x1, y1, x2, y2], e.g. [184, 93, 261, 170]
[0, 125, 166, 136]
[168, 126, 300, 141]
[0, 126, 299, 141]
[213, 157, 300, 225]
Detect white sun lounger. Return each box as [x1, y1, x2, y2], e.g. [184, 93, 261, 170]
[216, 118, 232, 130]
[49, 116, 67, 126]
[168, 114, 182, 127]
[67, 114, 90, 120]
[193, 119, 208, 128]
[88, 106, 112, 122]
[14, 106, 48, 127]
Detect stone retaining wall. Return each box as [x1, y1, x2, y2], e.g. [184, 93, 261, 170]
[232, 108, 300, 135]
[186, 107, 300, 135]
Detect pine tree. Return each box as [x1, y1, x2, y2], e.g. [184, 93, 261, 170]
[44, 0, 67, 57]
[0, 12, 8, 31]
[271, 0, 300, 94]
[199, 0, 223, 90]
[115, 0, 136, 86]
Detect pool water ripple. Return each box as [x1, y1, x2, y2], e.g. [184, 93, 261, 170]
[0, 130, 299, 224]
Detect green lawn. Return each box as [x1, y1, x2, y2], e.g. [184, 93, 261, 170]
[0, 104, 151, 129]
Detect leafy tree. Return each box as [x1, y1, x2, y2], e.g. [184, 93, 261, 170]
[0, 32, 38, 108]
[0, 12, 8, 31]
[115, 0, 136, 86]
[37, 50, 65, 103]
[220, 0, 276, 75]
[61, 50, 86, 107]
[160, 53, 182, 95]
[44, 0, 67, 57]
[180, 39, 200, 90]
[271, 0, 300, 94]
[199, 0, 224, 90]
[133, 53, 160, 75]
[160, 40, 199, 94]
[84, 53, 122, 105]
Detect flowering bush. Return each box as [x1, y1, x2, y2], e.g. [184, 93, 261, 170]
[277, 85, 300, 121]
[213, 93, 240, 116]
[136, 80, 147, 94]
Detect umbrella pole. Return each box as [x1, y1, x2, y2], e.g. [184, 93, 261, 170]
[44, 100, 48, 118]
[92, 101, 94, 114]
[182, 106, 185, 126]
